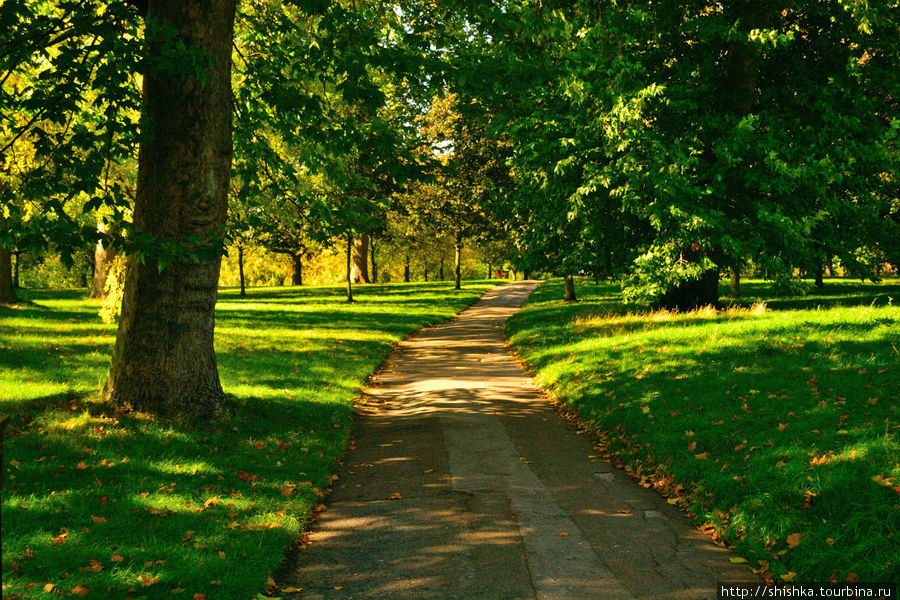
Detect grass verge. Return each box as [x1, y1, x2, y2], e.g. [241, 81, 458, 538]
[1, 281, 496, 600]
[506, 278, 899, 583]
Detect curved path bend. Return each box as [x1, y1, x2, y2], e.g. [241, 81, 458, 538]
[282, 281, 751, 599]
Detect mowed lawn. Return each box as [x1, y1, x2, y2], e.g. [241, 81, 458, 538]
[0, 281, 495, 600]
[507, 278, 900, 583]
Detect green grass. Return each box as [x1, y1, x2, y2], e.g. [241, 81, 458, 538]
[0, 281, 495, 600]
[507, 278, 900, 583]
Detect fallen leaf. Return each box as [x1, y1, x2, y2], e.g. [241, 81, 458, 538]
[826, 538, 835, 546]
[281, 586, 303, 593]
[729, 557, 747, 564]
[781, 571, 797, 582]
[90, 515, 106, 524]
[139, 573, 160, 587]
[694, 452, 710, 460]
[43, 583, 55, 593]
[79, 560, 104, 573]
[111, 555, 125, 562]
[558, 532, 569, 537]
[72, 583, 91, 597]
[388, 492, 403, 500]
[786, 533, 802, 548]
[194, 594, 207, 600]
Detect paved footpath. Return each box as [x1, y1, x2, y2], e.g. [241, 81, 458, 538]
[280, 281, 752, 599]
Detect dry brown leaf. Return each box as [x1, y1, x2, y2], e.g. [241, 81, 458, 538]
[786, 533, 802, 548]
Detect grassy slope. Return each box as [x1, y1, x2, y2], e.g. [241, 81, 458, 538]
[0, 281, 495, 600]
[507, 278, 900, 583]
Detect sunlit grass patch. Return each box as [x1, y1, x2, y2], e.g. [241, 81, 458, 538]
[0, 280, 494, 600]
[507, 278, 900, 583]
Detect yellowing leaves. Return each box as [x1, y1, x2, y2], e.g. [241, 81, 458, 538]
[786, 532, 803, 548]
[79, 559, 104, 573]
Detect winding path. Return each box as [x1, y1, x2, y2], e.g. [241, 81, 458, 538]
[281, 281, 751, 599]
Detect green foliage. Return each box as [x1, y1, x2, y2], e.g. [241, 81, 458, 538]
[508, 278, 900, 582]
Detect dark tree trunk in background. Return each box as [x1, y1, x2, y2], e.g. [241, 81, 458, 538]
[403, 254, 410, 283]
[0, 245, 16, 303]
[439, 255, 445, 281]
[729, 267, 741, 297]
[238, 245, 246, 297]
[824, 256, 834, 277]
[12, 251, 20, 289]
[351, 233, 369, 283]
[345, 234, 354, 303]
[487, 262, 492, 279]
[454, 234, 462, 290]
[564, 275, 577, 302]
[104, 0, 236, 416]
[91, 224, 118, 298]
[370, 237, 377, 283]
[291, 253, 303, 286]
[424, 265, 428, 282]
[814, 266, 824, 289]
[524, 270, 530, 280]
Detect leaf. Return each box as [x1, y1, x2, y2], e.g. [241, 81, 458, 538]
[281, 586, 303, 593]
[558, 531, 569, 537]
[388, 492, 403, 500]
[111, 555, 125, 562]
[139, 573, 160, 587]
[694, 452, 709, 460]
[194, 595, 207, 600]
[72, 583, 91, 597]
[786, 533, 802, 548]
[781, 572, 797, 582]
[43, 583, 56, 593]
[728, 557, 747, 563]
[79, 560, 104, 573]
[280, 484, 298, 497]
[90, 515, 106, 524]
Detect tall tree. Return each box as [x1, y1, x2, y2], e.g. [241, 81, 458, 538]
[104, 0, 236, 415]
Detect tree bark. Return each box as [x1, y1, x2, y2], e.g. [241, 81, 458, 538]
[439, 255, 444, 281]
[351, 233, 369, 283]
[403, 254, 410, 283]
[424, 264, 428, 282]
[238, 245, 246, 296]
[104, 0, 236, 416]
[91, 224, 118, 299]
[0, 245, 16, 303]
[564, 274, 577, 302]
[487, 262, 492, 279]
[370, 237, 377, 283]
[12, 251, 20, 289]
[729, 267, 741, 297]
[454, 234, 462, 290]
[345, 233, 354, 303]
[814, 266, 824, 289]
[291, 252, 303, 286]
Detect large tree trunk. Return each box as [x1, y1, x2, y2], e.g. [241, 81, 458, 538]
[370, 237, 377, 283]
[351, 233, 370, 283]
[486, 262, 492, 279]
[238, 245, 246, 297]
[424, 264, 428, 282]
[564, 274, 577, 302]
[439, 255, 444, 281]
[0, 245, 16, 304]
[454, 234, 462, 290]
[91, 224, 118, 299]
[345, 233, 354, 303]
[104, 0, 236, 416]
[291, 253, 303, 286]
[729, 267, 741, 297]
[403, 254, 410, 283]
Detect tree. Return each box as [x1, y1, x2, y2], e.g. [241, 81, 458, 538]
[104, 0, 236, 415]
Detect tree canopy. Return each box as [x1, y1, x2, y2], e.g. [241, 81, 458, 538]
[2, 0, 897, 411]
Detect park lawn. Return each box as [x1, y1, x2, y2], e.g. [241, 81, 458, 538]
[507, 278, 900, 583]
[0, 281, 496, 600]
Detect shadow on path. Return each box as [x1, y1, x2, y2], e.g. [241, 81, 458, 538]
[279, 282, 754, 599]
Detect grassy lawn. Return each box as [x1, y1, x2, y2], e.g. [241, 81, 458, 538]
[0, 281, 495, 600]
[507, 278, 900, 583]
